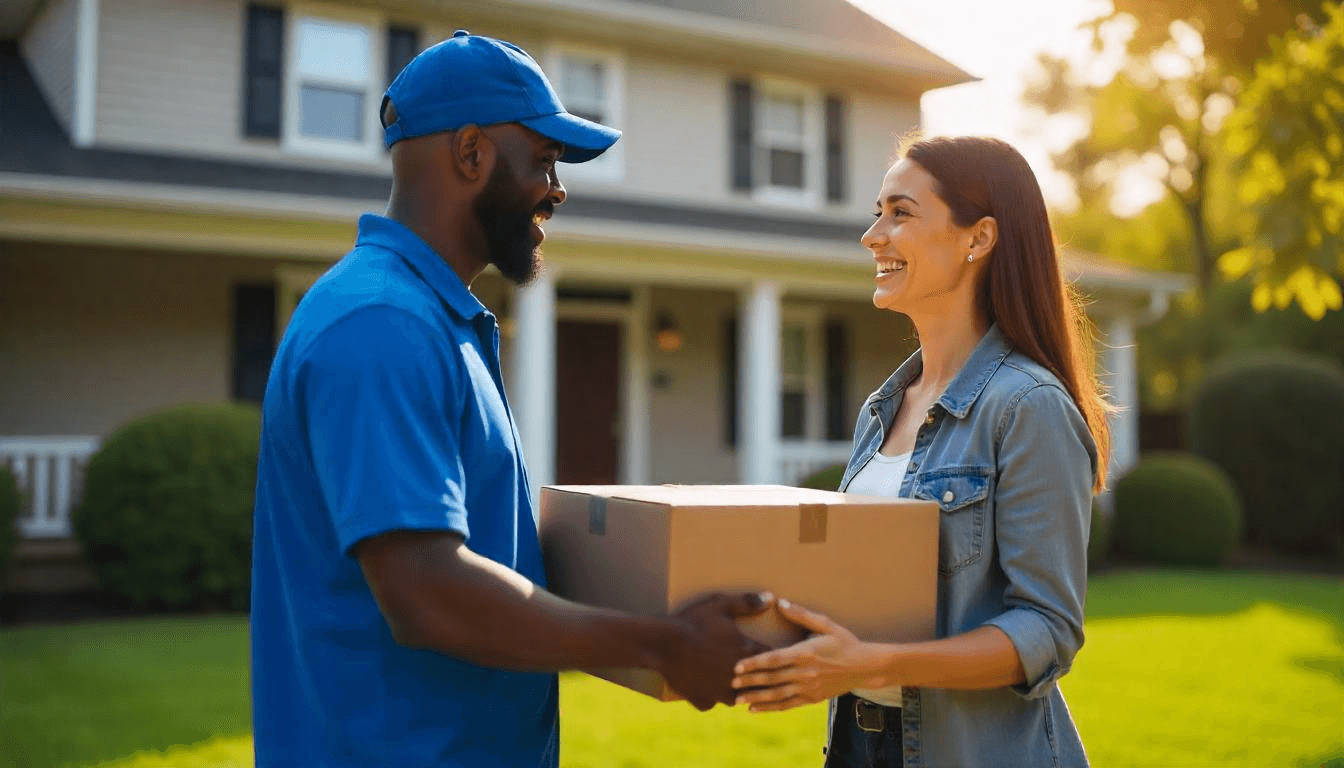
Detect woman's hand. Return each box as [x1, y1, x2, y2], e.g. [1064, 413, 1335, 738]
[730, 599, 890, 713]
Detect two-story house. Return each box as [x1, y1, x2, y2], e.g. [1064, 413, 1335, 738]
[1, 0, 1189, 548]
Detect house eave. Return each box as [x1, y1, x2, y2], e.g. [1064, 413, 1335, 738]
[417, 0, 975, 94]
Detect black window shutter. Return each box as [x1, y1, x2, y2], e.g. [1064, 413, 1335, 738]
[243, 5, 284, 139]
[824, 319, 849, 440]
[825, 94, 846, 202]
[723, 315, 739, 447]
[232, 283, 278, 404]
[729, 79, 754, 192]
[386, 25, 420, 87]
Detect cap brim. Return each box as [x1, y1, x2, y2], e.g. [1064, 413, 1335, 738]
[519, 111, 621, 163]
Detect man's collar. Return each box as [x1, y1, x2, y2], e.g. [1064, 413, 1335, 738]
[355, 213, 488, 321]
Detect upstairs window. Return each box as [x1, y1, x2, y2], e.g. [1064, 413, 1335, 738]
[558, 55, 607, 123]
[292, 18, 372, 144]
[728, 77, 847, 208]
[546, 45, 624, 181]
[242, 4, 424, 162]
[760, 91, 806, 191]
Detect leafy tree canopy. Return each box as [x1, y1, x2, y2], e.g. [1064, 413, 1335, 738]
[1219, 3, 1344, 319]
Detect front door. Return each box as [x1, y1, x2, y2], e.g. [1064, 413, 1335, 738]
[556, 320, 622, 485]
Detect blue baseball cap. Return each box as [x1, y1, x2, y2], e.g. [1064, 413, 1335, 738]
[382, 30, 620, 163]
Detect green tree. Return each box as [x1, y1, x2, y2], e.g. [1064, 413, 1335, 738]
[1026, 0, 1324, 293]
[1219, 3, 1344, 319]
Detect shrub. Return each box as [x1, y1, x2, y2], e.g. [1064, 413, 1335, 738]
[1112, 453, 1243, 567]
[798, 464, 846, 491]
[0, 464, 19, 589]
[1088, 500, 1112, 567]
[75, 403, 261, 610]
[1189, 351, 1344, 557]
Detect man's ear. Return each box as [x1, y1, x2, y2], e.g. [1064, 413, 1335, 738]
[451, 124, 495, 184]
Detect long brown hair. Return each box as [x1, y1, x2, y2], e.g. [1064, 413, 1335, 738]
[903, 135, 1112, 492]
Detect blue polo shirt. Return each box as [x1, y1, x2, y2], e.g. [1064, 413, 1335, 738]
[250, 214, 557, 767]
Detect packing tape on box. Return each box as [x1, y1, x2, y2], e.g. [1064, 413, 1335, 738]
[588, 495, 607, 535]
[799, 503, 828, 544]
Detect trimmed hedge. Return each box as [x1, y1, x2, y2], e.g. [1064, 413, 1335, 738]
[1189, 351, 1344, 557]
[75, 403, 261, 610]
[0, 464, 19, 589]
[797, 463, 846, 491]
[1112, 453, 1243, 567]
[1088, 500, 1112, 567]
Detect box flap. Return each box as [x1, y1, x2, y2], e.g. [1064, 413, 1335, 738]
[544, 484, 918, 508]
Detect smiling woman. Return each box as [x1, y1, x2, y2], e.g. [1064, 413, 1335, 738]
[732, 136, 1111, 768]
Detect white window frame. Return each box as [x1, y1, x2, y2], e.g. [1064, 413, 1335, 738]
[544, 42, 625, 183]
[282, 4, 386, 163]
[753, 77, 824, 209]
[780, 305, 824, 440]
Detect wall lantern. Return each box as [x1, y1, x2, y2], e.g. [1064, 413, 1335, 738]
[655, 312, 683, 352]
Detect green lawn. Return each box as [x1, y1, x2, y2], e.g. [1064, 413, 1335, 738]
[2, 570, 1341, 768]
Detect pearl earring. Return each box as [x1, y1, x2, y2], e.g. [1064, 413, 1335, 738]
[967, 253, 974, 263]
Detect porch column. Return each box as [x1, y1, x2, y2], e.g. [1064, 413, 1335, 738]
[1102, 315, 1140, 482]
[512, 270, 556, 501]
[739, 280, 781, 485]
[624, 286, 652, 484]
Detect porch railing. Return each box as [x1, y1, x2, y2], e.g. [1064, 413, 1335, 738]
[778, 440, 853, 487]
[0, 437, 101, 538]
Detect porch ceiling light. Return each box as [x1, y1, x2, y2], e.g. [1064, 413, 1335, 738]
[655, 312, 682, 352]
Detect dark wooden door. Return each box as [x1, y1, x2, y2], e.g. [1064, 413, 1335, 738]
[556, 320, 621, 484]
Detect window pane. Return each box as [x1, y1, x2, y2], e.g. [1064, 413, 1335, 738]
[782, 325, 807, 376]
[781, 390, 807, 438]
[770, 148, 805, 188]
[764, 94, 804, 138]
[299, 84, 364, 141]
[562, 56, 605, 104]
[296, 18, 370, 83]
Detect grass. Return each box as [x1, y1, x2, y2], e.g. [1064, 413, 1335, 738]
[1, 570, 1340, 768]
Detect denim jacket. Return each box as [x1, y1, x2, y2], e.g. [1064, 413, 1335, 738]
[828, 324, 1097, 768]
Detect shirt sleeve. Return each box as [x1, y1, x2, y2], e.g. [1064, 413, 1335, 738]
[982, 383, 1097, 699]
[298, 305, 469, 556]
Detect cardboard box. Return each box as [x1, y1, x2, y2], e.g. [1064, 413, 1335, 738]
[539, 484, 939, 700]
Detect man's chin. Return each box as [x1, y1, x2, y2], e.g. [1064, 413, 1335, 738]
[496, 248, 544, 286]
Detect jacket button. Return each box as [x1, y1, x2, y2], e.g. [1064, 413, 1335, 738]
[924, 411, 936, 426]
[942, 490, 955, 503]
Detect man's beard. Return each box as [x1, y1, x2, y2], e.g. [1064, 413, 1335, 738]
[473, 159, 550, 285]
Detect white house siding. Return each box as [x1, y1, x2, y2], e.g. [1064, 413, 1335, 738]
[89, 0, 551, 171]
[21, 0, 79, 134]
[617, 53, 730, 205]
[845, 90, 921, 214]
[94, 0, 389, 172]
[645, 285, 739, 484]
[575, 51, 919, 219]
[96, 0, 273, 162]
[88, 0, 920, 207]
[0, 243, 279, 437]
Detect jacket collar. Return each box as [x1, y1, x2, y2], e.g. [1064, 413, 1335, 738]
[873, 324, 1014, 419]
[355, 213, 488, 322]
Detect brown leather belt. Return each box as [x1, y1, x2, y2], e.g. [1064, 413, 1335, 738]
[854, 698, 901, 734]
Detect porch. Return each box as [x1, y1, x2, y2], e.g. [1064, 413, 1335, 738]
[0, 434, 856, 544]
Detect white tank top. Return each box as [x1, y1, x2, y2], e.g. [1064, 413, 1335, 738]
[841, 450, 911, 708]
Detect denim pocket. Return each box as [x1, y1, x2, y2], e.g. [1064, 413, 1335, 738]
[915, 466, 992, 575]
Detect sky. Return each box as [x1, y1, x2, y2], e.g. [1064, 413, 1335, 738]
[848, 0, 1118, 211]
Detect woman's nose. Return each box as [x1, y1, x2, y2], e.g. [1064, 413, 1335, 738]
[861, 220, 887, 250]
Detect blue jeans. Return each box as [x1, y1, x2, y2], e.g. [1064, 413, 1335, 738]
[825, 695, 904, 768]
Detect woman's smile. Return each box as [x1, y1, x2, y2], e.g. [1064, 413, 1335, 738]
[875, 258, 907, 282]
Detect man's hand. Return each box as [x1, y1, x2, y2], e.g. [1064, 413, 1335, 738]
[658, 591, 775, 711]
